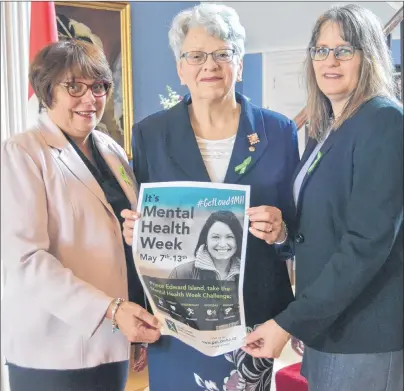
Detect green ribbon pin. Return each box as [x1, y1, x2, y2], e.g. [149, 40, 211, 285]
[234, 156, 252, 175]
[119, 165, 132, 186]
[307, 151, 323, 174]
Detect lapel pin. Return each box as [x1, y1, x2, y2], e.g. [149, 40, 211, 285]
[234, 156, 252, 175]
[308, 151, 323, 174]
[247, 133, 260, 152]
[119, 165, 132, 187]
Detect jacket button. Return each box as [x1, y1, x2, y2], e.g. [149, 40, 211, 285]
[296, 233, 305, 244]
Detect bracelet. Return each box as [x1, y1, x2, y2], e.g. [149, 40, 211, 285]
[274, 221, 288, 245]
[111, 298, 125, 333]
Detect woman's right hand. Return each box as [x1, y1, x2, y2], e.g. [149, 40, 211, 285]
[107, 300, 161, 343]
[121, 209, 140, 246]
[118, 210, 159, 343]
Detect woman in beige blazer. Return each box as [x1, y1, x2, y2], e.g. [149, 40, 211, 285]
[1, 40, 160, 391]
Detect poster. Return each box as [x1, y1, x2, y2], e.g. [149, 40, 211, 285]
[132, 182, 250, 356]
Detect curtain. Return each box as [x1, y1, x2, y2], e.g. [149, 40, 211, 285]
[1, 3, 30, 391]
[1, 1, 30, 142]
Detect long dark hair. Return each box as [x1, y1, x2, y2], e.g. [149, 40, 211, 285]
[194, 210, 243, 258]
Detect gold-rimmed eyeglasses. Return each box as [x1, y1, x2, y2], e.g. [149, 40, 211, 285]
[59, 81, 111, 98]
[180, 49, 236, 65]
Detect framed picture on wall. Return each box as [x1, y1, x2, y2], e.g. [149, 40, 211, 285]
[55, 1, 134, 158]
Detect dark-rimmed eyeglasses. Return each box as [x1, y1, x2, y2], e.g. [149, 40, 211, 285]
[180, 49, 236, 65]
[309, 45, 361, 61]
[59, 81, 111, 98]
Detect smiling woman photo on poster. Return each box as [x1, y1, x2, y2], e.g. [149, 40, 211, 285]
[169, 210, 242, 281]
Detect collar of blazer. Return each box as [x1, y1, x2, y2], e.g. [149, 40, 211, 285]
[38, 112, 137, 213]
[164, 92, 268, 184]
[292, 129, 338, 218]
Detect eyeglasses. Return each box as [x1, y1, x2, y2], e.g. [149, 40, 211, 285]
[59, 81, 111, 98]
[309, 45, 361, 61]
[180, 49, 236, 65]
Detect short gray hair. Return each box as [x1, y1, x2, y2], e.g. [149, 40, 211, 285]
[168, 3, 246, 61]
[305, 4, 399, 140]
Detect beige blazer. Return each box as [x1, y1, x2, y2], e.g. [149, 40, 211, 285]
[1, 113, 138, 370]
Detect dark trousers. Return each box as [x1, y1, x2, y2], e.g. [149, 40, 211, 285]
[7, 360, 129, 391]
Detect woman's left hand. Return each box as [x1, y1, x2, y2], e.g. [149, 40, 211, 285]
[247, 206, 285, 244]
[242, 319, 291, 358]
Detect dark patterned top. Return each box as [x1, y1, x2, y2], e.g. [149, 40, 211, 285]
[64, 131, 144, 306]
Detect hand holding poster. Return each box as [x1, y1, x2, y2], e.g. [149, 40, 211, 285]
[132, 182, 250, 356]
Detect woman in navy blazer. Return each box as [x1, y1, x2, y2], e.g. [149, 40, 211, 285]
[122, 4, 299, 390]
[245, 5, 403, 391]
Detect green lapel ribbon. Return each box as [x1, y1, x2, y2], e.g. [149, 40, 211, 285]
[307, 151, 323, 174]
[234, 156, 252, 175]
[119, 165, 132, 186]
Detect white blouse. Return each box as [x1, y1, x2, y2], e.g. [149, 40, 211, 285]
[196, 134, 236, 183]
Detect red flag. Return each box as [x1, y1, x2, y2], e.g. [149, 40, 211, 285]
[27, 1, 58, 125]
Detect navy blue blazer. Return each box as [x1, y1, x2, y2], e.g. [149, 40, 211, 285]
[275, 96, 403, 354]
[132, 93, 299, 326]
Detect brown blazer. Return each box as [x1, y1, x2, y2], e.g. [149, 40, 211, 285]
[1, 113, 137, 369]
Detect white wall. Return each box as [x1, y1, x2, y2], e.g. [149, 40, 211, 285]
[262, 49, 307, 155]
